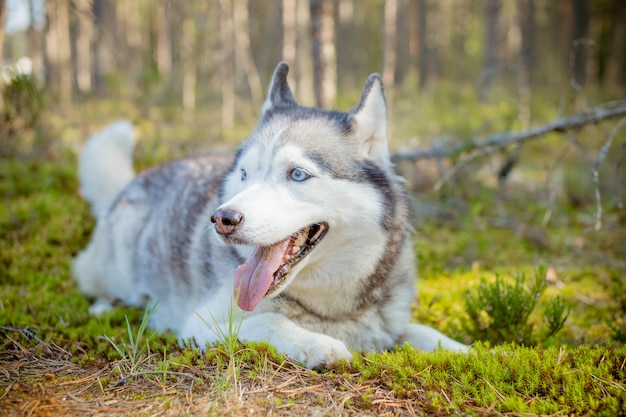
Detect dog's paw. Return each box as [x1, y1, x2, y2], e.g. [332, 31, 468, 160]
[285, 334, 352, 369]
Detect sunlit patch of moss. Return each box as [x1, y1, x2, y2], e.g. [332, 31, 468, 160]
[411, 175, 624, 347]
[346, 343, 626, 415]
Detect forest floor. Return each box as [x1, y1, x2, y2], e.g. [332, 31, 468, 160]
[1, 99, 626, 415]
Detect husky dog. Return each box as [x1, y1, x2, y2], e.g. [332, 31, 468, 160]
[74, 63, 467, 369]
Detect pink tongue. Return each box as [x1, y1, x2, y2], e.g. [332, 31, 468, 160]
[234, 239, 290, 311]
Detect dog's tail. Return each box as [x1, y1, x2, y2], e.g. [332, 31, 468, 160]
[79, 121, 136, 219]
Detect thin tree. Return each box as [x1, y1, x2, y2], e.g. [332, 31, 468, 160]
[45, 0, 72, 104]
[383, 0, 397, 119]
[154, 0, 172, 76]
[283, 0, 297, 71]
[571, 0, 590, 87]
[517, 0, 535, 129]
[479, 0, 501, 102]
[0, 0, 4, 112]
[310, 0, 336, 109]
[296, 0, 314, 105]
[181, 0, 197, 120]
[92, 0, 116, 95]
[0, 0, 5, 71]
[27, 0, 44, 83]
[234, 0, 263, 110]
[414, 0, 428, 90]
[219, 0, 235, 129]
[74, 0, 94, 93]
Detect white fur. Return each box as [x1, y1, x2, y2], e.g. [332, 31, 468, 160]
[351, 76, 391, 170]
[74, 196, 151, 314]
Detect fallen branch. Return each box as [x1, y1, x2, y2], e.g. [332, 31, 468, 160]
[391, 100, 626, 162]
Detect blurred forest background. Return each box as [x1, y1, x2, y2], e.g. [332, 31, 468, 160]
[2, 0, 626, 105]
[1, 0, 625, 232]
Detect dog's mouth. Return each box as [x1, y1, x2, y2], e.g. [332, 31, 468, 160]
[234, 222, 328, 311]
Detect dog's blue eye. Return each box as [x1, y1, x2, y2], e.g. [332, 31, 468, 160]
[240, 168, 247, 181]
[289, 168, 310, 182]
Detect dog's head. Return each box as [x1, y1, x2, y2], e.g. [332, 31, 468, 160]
[212, 62, 396, 311]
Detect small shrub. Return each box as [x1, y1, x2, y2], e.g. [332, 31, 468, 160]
[1, 74, 44, 157]
[463, 266, 571, 345]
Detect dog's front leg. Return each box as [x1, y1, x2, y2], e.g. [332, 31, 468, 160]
[236, 312, 353, 369]
[181, 310, 352, 368]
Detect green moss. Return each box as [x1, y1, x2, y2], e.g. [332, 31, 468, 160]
[346, 343, 626, 415]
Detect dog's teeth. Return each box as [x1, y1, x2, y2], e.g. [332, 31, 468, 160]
[295, 233, 307, 247]
[291, 245, 300, 254]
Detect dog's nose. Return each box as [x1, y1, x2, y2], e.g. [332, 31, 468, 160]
[211, 208, 244, 236]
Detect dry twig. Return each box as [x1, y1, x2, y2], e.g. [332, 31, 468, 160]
[392, 100, 626, 163]
[589, 116, 626, 231]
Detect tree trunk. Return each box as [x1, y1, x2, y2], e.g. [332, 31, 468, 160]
[45, 0, 73, 104]
[383, 0, 397, 90]
[415, 0, 428, 90]
[181, 0, 196, 120]
[295, 0, 314, 106]
[480, 0, 501, 102]
[484, 0, 501, 69]
[517, 0, 535, 129]
[234, 0, 263, 110]
[336, 0, 355, 89]
[393, 0, 409, 86]
[92, 0, 116, 94]
[283, 0, 297, 66]
[27, 0, 44, 83]
[74, 0, 94, 93]
[154, 0, 172, 75]
[121, 1, 143, 86]
[310, 0, 336, 109]
[571, 0, 590, 86]
[0, 0, 4, 112]
[0, 0, 6, 69]
[610, 1, 626, 88]
[383, 0, 397, 137]
[219, 0, 235, 129]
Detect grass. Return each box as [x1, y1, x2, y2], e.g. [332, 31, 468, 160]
[1, 90, 626, 414]
[196, 293, 248, 393]
[349, 343, 626, 415]
[104, 302, 158, 374]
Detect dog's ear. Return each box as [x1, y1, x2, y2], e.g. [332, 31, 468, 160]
[261, 62, 298, 115]
[348, 74, 390, 167]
